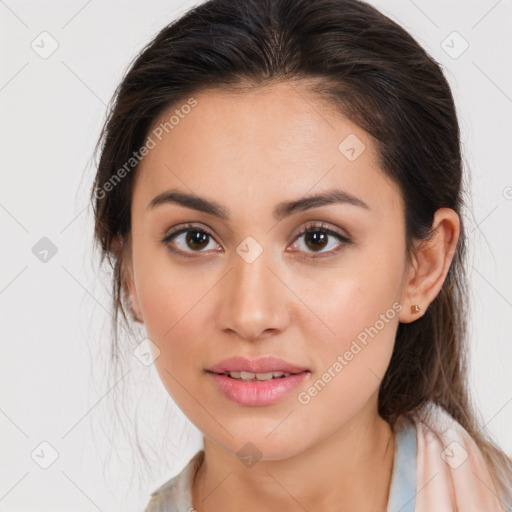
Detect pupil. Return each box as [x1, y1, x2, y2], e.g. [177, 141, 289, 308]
[186, 230, 209, 250]
[306, 230, 328, 251]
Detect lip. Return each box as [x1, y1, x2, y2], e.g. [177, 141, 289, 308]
[206, 356, 310, 375]
[207, 371, 309, 406]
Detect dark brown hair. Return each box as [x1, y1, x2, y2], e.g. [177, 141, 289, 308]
[90, 0, 512, 501]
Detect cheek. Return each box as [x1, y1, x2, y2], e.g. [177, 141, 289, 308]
[292, 277, 399, 434]
[134, 237, 204, 334]
[133, 249, 216, 387]
[298, 248, 404, 387]
[138, 268, 207, 349]
[136, 264, 211, 413]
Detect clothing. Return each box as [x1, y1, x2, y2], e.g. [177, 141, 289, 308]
[144, 403, 510, 511]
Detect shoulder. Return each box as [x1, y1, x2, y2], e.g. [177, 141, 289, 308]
[144, 450, 204, 512]
[411, 401, 475, 453]
[407, 402, 510, 511]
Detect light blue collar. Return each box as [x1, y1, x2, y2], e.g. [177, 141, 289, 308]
[386, 416, 417, 512]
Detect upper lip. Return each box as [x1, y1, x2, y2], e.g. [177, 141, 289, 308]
[207, 356, 310, 375]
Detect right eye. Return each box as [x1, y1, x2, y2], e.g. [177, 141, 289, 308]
[161, 223, 222, 258]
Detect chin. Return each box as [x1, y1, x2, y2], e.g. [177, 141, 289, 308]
[215, 431, 305, 464]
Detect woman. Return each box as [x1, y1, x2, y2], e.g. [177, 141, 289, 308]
[90, 0, 512, 510]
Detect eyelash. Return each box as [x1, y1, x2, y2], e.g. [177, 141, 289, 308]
[161, 221, 352, 259]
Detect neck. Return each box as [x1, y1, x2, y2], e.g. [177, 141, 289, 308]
[192, 400, 396, 512]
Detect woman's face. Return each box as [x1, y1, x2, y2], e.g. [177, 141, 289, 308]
[127, 81, 412, 459]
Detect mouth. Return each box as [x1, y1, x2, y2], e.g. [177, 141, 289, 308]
[205, 356, 310, 405]
[206, 355, 310, 376]
[206, 369, 310, 406]
[207, 370, 307, 380]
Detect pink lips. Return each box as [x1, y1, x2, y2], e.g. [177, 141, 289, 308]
[206, 356, 310, 406]
[207, 356, 309, 375]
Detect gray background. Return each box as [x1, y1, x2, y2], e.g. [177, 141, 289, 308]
[1, 0, 511, 510]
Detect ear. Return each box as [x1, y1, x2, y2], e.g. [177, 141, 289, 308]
[115, 235, 144, 324]
[399, 208, 460, 323]
[125, 267, 144, 323]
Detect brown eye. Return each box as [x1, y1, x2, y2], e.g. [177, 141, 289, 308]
[162, 223, 220, 256]
[184, 230, 210, 251]
[289, 222, 352, 257]
[304, 229, 329, 252]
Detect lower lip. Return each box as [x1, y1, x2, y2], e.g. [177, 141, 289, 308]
[207, 371, 309, 406]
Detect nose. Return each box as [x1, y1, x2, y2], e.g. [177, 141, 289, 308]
[216, 246, 290, 341]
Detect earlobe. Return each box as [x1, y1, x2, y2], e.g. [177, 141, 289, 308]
[399, 208, 460, 323]
[127, 279, 144, 323]
[121, 240, 144, 323]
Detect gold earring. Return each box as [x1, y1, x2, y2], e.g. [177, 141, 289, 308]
[410, 304, 421, 314]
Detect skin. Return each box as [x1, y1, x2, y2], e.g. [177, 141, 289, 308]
[124, 80, 460, 512]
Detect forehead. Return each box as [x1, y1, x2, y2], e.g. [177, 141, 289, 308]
[134, 82, 403, 219]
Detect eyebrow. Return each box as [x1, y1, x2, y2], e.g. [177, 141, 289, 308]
[147, 188, 369, 221]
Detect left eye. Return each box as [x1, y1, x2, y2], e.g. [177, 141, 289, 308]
[289, 223, 351, 256]
[161, 222, 351, 257]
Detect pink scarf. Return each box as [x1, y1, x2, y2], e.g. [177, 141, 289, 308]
[144, 402, 511, 512]
[412, 403, 509, 511]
